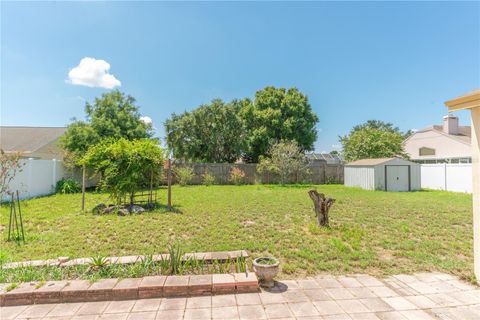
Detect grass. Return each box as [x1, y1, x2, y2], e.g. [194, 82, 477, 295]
[0, 185, 474, 282]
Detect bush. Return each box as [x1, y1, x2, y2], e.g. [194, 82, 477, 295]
[202, 171, 215, 186]
[257, 140, 309, 184]
[82, 138, 164, 205]
[229, 167, 246, 185]
[175, 167, 194, 186]
[55, 178, 81, 194]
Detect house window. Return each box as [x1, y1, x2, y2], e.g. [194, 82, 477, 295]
[419, 147, 435, 156]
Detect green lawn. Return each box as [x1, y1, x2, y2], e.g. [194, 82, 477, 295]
[0, 185, 474, 282]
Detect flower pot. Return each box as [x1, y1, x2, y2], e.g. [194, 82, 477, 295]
[253, 257, 279, 288]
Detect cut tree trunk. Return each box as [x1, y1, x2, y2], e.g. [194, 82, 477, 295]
[308, 189, 335, 227]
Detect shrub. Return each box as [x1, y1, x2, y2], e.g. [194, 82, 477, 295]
[325, 176, 338, 184]
[229, 167, 246, 185]
[175, 167, 194, 186]
[202, 171, 215, 186]
[257, 140, 309, 184]
[55, 178, 81, 194]
[82, 138, 164, 205]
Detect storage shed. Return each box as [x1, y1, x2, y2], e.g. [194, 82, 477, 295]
[344, 158, 421, 191]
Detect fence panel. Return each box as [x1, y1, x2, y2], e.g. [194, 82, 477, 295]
[172, 162, 344, 185]
[420, 163, 472, 193]
[2, 159, 65, 200]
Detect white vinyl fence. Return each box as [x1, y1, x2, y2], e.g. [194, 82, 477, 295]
[421, 163, 472, 193]
[2, 159, 65, 200]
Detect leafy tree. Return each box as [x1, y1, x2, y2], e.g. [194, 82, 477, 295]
[241, 86, 318, 162]
[165, 99, 245, 163]
[348, 119, 412, 140]
[350, 120, 401, 134]
[82, 138, 164, 206]
[61, 90, 153, 165]
[340, 128, 407, 162]
[257, 140, 309, 184]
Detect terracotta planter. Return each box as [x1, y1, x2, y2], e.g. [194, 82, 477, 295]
[253, 257, 279, 288]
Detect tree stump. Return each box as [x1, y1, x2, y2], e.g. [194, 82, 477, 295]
[308, 189, 335, 227]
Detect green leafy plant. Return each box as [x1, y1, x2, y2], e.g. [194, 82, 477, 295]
[55, 178, 81, 194]
[158, 255, 170, 275]
[202, 171, 215, 186]
[257, 140, 310, 184]
[175, 167, 194, 186]
[82, 138, 164, 206]
[229, 167, 246, 185]
[325, 177, 338, 184]
[167, 242, 184, 275]
[235, 255, 247, 273]
[255, 257, 278, 265]
[88, 256, 109, 271]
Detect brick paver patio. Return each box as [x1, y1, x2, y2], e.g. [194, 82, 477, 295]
[1, 272, 479, 319]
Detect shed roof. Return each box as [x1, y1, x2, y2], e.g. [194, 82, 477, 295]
[0, 126, 66, 154]
[346, 157, 398, 166]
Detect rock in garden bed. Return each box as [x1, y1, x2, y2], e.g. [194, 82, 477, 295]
[92, 203, 147, 215]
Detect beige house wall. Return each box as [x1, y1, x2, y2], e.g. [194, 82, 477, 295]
[404, 130, 471, 160]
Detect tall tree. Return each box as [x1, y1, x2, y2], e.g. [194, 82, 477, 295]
[241, 86, 318, 162]
[61, 90, 153, 165]
[350, 120, 401, 134]
[165, 99, 245, 163]
[340, 126, 407, 162]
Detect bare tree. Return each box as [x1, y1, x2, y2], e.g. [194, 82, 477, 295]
[0, 150, 24, 201]
[308, 190, 335, 227]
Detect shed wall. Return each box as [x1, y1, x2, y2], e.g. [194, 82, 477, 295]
[375, 161, 421, 191]
[344, 167, 375, 190]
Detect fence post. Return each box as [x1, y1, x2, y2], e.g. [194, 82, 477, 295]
[27, 158, 33, 197]
[52, 159, 57, 192]
[81, 164, 86, 212]
[444, 163, 447, 191]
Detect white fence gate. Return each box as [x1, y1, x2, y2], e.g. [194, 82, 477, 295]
[3, 159, 65, 200]
[421, 163, 472, 193]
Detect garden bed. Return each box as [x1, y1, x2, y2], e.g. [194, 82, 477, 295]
[0, 250, 249, 284]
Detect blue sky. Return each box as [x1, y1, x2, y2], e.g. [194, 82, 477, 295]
[1, 1, 479, 152]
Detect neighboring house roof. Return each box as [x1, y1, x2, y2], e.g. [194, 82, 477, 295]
[307, 153, 343, 162]
[407, 125, 471, 145]
[0, 126, 67, 154]
[346, 157, 396, 166]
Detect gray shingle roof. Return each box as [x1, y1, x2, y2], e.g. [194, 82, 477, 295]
[0, 126, 66, 153]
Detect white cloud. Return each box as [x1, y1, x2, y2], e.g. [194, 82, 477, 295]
[67, 57, 121, 89]
[331, 144, 341, 150]
[140, 116, 153, 125]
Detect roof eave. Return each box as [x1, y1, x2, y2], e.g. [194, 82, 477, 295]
[445, 90, 480, 112]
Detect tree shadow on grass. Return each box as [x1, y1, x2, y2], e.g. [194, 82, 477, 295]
[153, 203, 183, 214]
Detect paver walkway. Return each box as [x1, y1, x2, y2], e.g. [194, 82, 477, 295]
[1, 272, 479, 319]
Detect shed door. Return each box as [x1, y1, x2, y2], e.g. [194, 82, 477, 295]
[386, 166, 410, 192]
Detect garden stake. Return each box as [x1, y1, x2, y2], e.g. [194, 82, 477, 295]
[13, 193, 19, 241]
[7, 194, 13, 240]
[16, 190, 25, 241]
